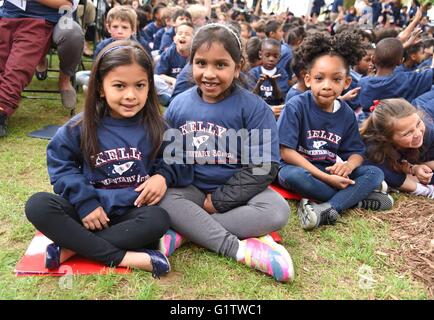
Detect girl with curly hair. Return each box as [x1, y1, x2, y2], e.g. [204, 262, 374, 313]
[277, 31, 394, 231]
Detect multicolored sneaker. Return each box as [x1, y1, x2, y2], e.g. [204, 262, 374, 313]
[237, 237, 294, 282]
[258, 235, 294, 279]
[159, 229, 185, 257]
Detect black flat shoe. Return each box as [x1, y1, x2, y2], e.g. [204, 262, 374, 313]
[35, 58, 48, 81]
[45, 243, 61, 270]
[140, 249, 171, 279]
[0, 113, 7, 138]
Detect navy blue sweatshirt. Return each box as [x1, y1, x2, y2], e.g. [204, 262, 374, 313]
[165, 86, 280, 192]
[277, 91, 365, 167]
[47, 113, 192, 219]
[358, 69, 434, 112]
[155, 43, 187, 78]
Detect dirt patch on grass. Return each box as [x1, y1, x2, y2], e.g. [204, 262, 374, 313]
[374, 195, 433, 297]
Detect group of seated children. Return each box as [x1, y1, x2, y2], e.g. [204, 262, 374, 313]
[21, 3, 434, 284]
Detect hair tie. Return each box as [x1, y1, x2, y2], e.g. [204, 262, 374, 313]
[194, 23, 242, 51]
[369, 100, 380, 112]
[100, 45, 131, 59]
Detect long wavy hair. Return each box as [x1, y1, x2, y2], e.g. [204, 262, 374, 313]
[359, 98, 425, 171]
[79, 40, 165, 167]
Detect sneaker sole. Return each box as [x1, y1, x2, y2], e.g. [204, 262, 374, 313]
[297, 198, 318, 231]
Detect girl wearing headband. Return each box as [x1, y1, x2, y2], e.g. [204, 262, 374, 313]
[25, 41, 193, 277]
[159, 24, 295, 282]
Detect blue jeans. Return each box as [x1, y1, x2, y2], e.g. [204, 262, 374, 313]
[278, 164, 384, 212]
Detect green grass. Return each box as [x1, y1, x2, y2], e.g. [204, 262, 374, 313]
[0, 62, 429, 300]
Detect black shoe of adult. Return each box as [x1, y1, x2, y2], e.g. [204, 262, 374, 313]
[35, 57, 48, 81]
[0, 113, 7, 137]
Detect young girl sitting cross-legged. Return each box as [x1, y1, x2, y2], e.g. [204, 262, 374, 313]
[277, 31, 394, 231]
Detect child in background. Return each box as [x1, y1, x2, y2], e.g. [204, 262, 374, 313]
[396, 41, 425, 72]
[142, 3, 166, 45]
[152, 6, 176, 55]
[265, 20, 292, 78]
[417, 38, 434, 70]
[187, 4, 208, 27]
[250, 39, 290, 117]
[360, 98, 434, 199]
[160, 24, 294, 282]
[25, 41, 192, 276]
[285, 49, 308, 103]
[245, 37, 262, 70]
[239, 21, 253, 46]
[75, 6, 151, 90]
[155, 22, 194, 96]
[342, 42, 375, 112]
[95, 6, 151, 57]
[277, 32, 394, 231]
[358, 37, 434, 115]
[252, 19, 266, 39]
[159, 8, 192, 53]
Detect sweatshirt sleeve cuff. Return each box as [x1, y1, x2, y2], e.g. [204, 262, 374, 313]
[75, 199, 102, 219]
[154, 169, 173, 187]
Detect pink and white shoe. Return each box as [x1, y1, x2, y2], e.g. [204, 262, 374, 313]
[159, 229, 185, 257]
[237, 237, 294, 282]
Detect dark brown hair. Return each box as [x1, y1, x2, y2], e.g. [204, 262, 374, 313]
[80, 40, 165, 167]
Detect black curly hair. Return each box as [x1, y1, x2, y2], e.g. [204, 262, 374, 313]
[298, 31, 366, 74]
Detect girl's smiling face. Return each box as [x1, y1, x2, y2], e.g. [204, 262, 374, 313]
[101, 63, 149, 119]
[192, 41, 240, 104]
[305, 54, 352, 112]
[392, 113, 426, 149]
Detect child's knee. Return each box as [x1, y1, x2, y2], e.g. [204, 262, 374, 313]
[267, 193, 291, 230]
[145, 206, 171, 235]
[278, 166, 311, 189]
[361, 165, 385, 186]
[25, 192, 51, 224]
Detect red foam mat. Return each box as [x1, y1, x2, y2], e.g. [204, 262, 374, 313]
[15, 232, 130, 276]
[269, 184, 302, 201]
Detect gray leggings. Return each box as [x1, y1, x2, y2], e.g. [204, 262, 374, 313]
[52, 20, 84, 76]
[159, 186, 290, 259]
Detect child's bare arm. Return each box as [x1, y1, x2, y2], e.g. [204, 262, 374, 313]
[269, 77, 283, 101]
[398, 6, 422, 44]
[253, 74, 267, 94]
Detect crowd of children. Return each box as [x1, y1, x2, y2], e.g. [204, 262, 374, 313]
[7, 0, 433, 282]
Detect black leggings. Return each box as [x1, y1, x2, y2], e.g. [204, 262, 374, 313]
[25, 192, 170, 267]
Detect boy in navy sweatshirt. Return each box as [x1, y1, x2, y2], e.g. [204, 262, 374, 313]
[358, 37, 434, 115]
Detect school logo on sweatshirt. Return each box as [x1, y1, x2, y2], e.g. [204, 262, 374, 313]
[192, 135, 209, 149]
[112, 161, 134, 175]
[299, 130, 343, 162]
[91, 147, 148, 189]
[312, 140, 327, 149]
